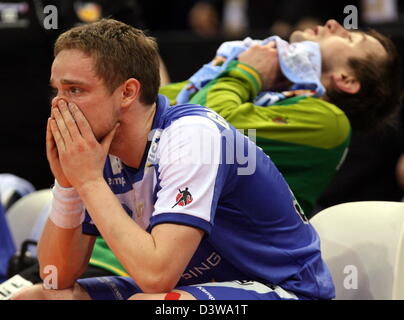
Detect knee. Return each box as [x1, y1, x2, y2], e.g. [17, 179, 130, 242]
[128, 290, 195, 300]
[11, 284, 47, 300]
[11, 282, 89, 300]
[129, 293, 159, 300]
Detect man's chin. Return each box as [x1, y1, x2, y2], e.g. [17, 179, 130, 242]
[289, 30, 314, 43]
[289, 30, 305, 43]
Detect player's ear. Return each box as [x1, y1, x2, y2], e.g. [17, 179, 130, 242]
[121, 78, 141, 108]
[330, 72, 360, 94]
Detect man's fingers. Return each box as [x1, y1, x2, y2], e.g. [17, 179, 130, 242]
[263, 42, 277, 56]
[68, 102, 94, 139]
[58, 100, 81, 139]
[212, 56, 226, 66]
[49, 118, 66, 152]
[46, 117, 57, 146]
[52, 104, 72, 144]
[264, 41, 276, 49]
[46, 117, 56, 157]
[51, 96, 60, 108]
[46, 117, 53, 146]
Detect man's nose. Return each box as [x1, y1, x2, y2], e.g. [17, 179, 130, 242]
[325, 19, 348, 37]
[51, 96, 60, 108]
[51, 96, 67, 108]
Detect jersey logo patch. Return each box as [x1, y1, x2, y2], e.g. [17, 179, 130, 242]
[109, 155, 123, 175]
[172, 188, 193, 208]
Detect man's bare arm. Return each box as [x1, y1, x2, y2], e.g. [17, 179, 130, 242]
[40, 102, 96, 289]
[77, 178, 204, 293]
[38, 218, 96, 289]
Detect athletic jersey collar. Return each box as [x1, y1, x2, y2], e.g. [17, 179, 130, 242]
[121, 94, 170, 173]
[150, 94, 171, 131]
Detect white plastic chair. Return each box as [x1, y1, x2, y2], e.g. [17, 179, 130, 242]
[0, 173, 35, 211]
[310, 201, 404, 300]
[6, 189, 52, 252]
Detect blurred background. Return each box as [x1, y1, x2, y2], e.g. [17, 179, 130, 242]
[0, 0, 403, 206]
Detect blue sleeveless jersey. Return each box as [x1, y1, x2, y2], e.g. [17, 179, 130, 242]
[82, 94, 335, 299]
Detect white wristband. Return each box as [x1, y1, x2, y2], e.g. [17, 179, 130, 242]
[48, 180, 85, 229]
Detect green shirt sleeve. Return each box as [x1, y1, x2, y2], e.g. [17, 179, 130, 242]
[159, 80, 189, 105]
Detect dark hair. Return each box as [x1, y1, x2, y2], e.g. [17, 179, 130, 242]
[54, 19, 160, 104]
[326, 29, 402, 131]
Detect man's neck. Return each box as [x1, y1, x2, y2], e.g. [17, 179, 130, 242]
[110, 102, 157, 169]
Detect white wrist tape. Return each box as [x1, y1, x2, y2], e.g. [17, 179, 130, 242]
[48, 180, 85, 229]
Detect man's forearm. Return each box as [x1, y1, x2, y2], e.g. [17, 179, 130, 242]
[190, 61, 261, 118]
[76, 178, 175, 292]
[37, 218, 95, 289]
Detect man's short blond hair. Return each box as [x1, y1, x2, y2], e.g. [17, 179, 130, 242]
[54, 19, 160, 104]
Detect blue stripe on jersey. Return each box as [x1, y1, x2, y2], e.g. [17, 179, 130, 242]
[151, 163, 160, 209]
[150, 212, 212, 234]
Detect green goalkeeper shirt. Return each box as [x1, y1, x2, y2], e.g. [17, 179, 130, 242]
[159, 60, 351, 216]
